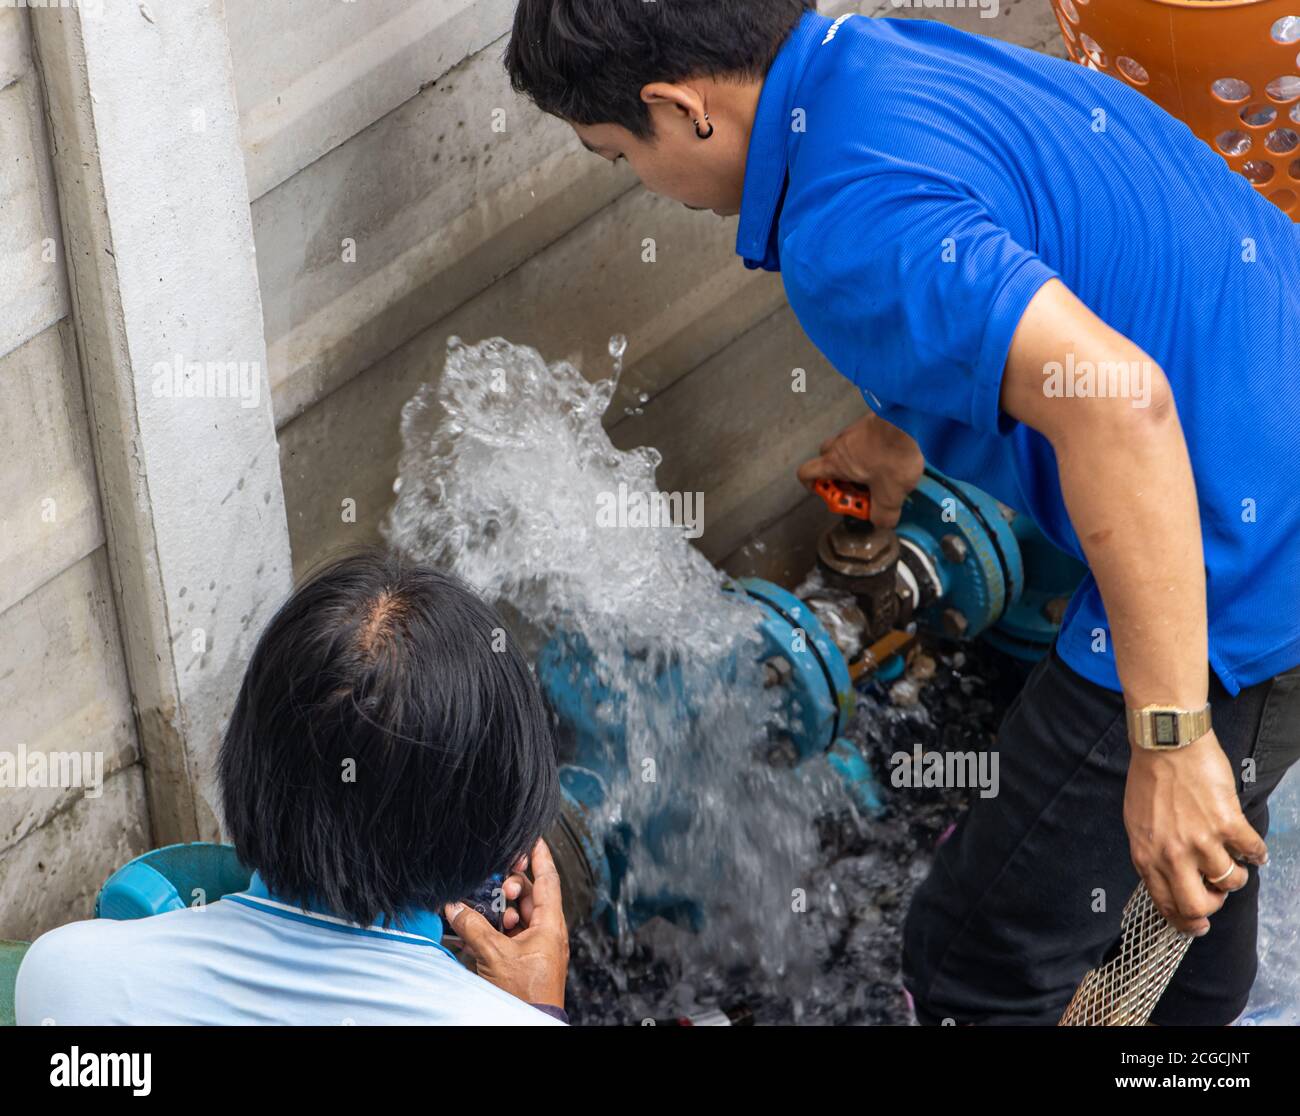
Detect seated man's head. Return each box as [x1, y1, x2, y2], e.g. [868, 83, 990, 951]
[219, 550, 558, 926]
[506, 0, 813, 215]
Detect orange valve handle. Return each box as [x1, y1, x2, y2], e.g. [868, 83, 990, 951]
[814, 478, 873, 522]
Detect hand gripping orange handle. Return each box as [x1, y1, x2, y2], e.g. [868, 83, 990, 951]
[813, 478, 873, 522]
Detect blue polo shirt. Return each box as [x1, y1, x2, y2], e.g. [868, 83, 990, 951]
[739, 11, 1300, 695]
[15, 874, 564, 1026]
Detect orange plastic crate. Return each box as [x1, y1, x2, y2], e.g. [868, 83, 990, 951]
[1051, 0, 1300, 218]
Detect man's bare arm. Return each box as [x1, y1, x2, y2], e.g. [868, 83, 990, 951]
[1000, 279, 1266, 934]
[1001, 279, 1208, 709]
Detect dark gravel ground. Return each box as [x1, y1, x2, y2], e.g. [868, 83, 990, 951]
[565, 640, 1033, 1026]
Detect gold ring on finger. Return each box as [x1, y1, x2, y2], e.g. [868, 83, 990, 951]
[1206, 862, 1237, 886]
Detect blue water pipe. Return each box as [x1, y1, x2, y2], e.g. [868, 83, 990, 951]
[538, 469, 1086, 931]
[895, 471, 1025, 639]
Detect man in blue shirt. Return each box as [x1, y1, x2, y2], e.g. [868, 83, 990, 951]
[507, 1, 1300, 1023]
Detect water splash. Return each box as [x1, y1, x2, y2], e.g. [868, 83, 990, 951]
[385, 336, 850, 978]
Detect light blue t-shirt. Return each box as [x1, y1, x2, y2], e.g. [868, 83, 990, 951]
[738, 11, 1300, 695]
[15, 877, 563, 1026]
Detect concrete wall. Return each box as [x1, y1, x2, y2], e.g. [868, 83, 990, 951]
[0, 6, 149, 940]
[236, 0, 1066, 588]
[2, 0, 294, 940]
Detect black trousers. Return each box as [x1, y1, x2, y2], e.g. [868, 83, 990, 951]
[902, 646, 1300, 1026]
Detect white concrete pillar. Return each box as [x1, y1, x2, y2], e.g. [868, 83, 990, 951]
[30, 0, 293, 843]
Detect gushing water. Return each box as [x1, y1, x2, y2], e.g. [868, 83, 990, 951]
[385, 337, 851, 981]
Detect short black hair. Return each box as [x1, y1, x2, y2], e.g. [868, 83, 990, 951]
[505, 0, 813, 139]
[219, 549, 558, 927]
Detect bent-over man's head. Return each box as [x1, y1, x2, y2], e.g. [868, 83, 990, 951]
[218, 549, 559, 927]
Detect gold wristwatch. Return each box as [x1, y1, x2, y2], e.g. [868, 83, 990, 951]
[1126, 703, 1213, 750]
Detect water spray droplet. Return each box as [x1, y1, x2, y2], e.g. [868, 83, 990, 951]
[608, 334, 628, 380]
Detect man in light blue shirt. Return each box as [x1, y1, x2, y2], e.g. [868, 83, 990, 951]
[16, 865, 567, 1026]
[18, 551, 570, 1026]
[16, 859, 566, 1026]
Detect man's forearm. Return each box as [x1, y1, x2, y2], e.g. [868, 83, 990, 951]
[1051, 381, 1209, 710]
[1002, 280, 1209, 710]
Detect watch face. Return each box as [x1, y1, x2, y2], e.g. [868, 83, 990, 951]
[1154, 712, 1179, 746]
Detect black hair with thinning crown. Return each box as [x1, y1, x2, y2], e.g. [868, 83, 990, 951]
[505, 0, 813, 139]
[218, 549, 558, 927]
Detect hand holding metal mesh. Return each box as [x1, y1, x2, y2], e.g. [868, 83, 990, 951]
[1059, 883, 1195, 1026]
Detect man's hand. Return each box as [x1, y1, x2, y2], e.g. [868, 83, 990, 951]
[1123, 731, 1267, 935]
[444, 838, 569, 1009]
[797, 412, 925, 529]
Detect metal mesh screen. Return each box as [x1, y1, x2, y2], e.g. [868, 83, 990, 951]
[1059, 884, 1195, 1026]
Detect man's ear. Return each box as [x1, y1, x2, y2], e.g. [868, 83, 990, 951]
[641, 81, 705, 122]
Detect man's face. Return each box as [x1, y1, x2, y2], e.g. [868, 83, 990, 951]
[572, 94, 750, 217]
